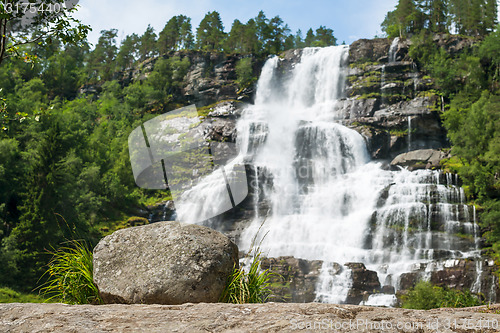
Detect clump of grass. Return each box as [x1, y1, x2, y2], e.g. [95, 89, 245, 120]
[40, 240, 102, 305]
[220, 220, 275, 304]
[219, 251, 273, 304]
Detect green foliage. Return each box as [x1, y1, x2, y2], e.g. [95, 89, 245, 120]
[0, 0, 90, 66]
[138, 25, 159, 62]
[382, 0, 424, 38]
[402, 281, 484, 309]
[158, 15, 194, 53]
[381, 0, 497, 38]
[40, 240, 102, 305]
[443, 91, 500, 200]
[0, 287, 47, 303]
[197, 11, 226, 51]
[87, 29, 119, 83]
[425, 49, 485, 97]
[219, 252, 273, 304]
[479, 26, 500, 84]
[235, 57, 255, 88]
[116, 33, 140, 71]
[389, 128, 409, 137]
[312, 26, 337, 47]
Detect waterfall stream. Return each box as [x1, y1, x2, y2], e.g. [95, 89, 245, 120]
[176, 46, 482, 306]
[389, 37, 400, 63]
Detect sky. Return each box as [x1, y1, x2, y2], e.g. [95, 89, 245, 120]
[73, 0, 399, 48]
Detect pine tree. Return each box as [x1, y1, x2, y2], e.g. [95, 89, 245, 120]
[139, 25, 158, 62]
[116, 34, 140, 70]
[242, 19, 261, 54]
[255, 11, 269, 43]
[178, 16, 194, 50]
[87, 29, 118, 82]
[265, 16, 289, 54]
[304, 28, 315, 47]
[196, 11, 226, 51]
[158, 16, 180, 53]
[294, 29, 305, 48]
[314, 26, 336, 46]
[5, 121, 88, 290]
[226, 19, 245, 52]
[428, 0, 448, 32]
[159, 15, 194, 53]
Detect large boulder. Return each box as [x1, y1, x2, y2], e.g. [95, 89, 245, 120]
[93, 221, 239, 305]
[390, 149, 449, 170]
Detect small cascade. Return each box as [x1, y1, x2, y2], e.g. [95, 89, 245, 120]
[367, 169, 481, 299]
[389, 37, 400, 63]
[381, 37, 400, 105]
[407, 116, 412, 152]
[471, 206, 483, 294]
[315, 264, 352, 304]
[365, 294, 397, 307]
[381, 65, 386, 104]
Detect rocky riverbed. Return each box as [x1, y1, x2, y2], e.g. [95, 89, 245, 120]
[1, 302, 499, 332]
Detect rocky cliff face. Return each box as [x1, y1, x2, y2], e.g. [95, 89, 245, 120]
[342, 36, 477, 159]
[343, 38, 446, 159]
[116, 51, 260, 107]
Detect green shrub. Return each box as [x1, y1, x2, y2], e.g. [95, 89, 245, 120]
[40, 240, 102, 305]
[235, 57, 255, 89]
[402, 281, 483, 309]
[219, 252, 273, 304]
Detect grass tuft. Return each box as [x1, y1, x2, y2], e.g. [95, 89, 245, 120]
[219, 252, 273, 304]
[40, 240, 102, 305]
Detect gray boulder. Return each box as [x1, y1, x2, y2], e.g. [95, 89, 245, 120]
[390, 149, 449, 170]
[93, 221, 239, 305]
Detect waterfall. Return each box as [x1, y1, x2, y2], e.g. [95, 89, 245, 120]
[407, 116, 412, 152]
[176, 46, 483, 305]
[389, 37, 399, 63]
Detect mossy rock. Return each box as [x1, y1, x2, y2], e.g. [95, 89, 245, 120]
[126, 216, 150, 227]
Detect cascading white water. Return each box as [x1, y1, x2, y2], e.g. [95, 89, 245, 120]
[407, 116, 412, 152]
[176, 45, 482, 306]
[389, 37, 400, 63]
[236, 46, 480, 305]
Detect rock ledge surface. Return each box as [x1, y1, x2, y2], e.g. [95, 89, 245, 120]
[1, 303, 499, 332]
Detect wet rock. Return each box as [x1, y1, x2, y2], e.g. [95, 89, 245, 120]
[345, 263, 381, 304]
[349, 38, 391, 64]
[338, 98, 379, 118]
[93, 221, 239, 305]
[430, 259, 500, 302]
[147, 201, 176, 223]
[390, 149, 450, 170]
[260, 256, 323, 302]
[382, 285, 396, 294]
[398, 272, 420, 290]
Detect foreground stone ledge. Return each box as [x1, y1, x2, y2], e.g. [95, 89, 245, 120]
[1, 302, 499, 332]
